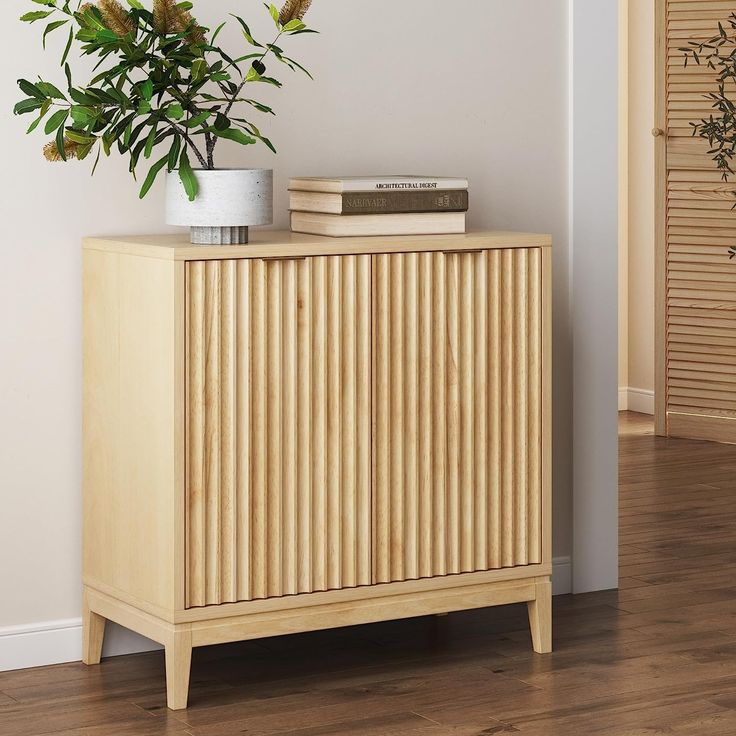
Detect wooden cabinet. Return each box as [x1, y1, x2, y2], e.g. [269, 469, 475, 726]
[82, 231, 552, 711]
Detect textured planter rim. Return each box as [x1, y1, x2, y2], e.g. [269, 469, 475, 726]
[166, 168, 273, 244]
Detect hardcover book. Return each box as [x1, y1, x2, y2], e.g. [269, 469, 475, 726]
[290, 211, 466, 238]
[290, 189, 469, 215]
[289, 175, 469, 194]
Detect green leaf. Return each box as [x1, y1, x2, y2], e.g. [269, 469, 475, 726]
[137, 100, 151, 115]
[144, 122, 158, 159]
[139, 154, 169, 198]
[91, 146, 102, 176]
[60, 27, 73, 67]
[167, 135, 181, 171]
[69, 88, 97, 105]
[211, 21, 226, 44]
[127, 0, 144, 8]
[95, 29, 118, 43]
[13, 98, 45, 115]
[268, 3, 279, 25]
[210, 127, 256, 146]
[65, 129, 96, 145]
[36, 81, 66, 100]
[244, 98, 274, 114]
[231, 14, 263, 47]
[182, 110, 212, 128]
[283, 19, 305, 32]
[26, 100, 52, 133]
[55, 121, 67, 161]
[18, 79, 46, 99]
[140, 79, 153, 101]
[178, 149, 199, 201]
[20, 10, 54, 22]
[70, 105, 93, 125]
[43, 19, 68, 48]
[167, 103, 184, 120]
[44, 108, 69, 134]
[255, 75, 282, 88]
[191, 58, 207, 83]
[214, 113, 230, 130]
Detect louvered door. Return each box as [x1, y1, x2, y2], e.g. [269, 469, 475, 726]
[185, 256, 372, 607]
[657, 0, 736, 442]
[372, 249, 544, 584]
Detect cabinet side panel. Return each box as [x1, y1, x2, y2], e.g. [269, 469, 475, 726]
[83, 250, 181, 613]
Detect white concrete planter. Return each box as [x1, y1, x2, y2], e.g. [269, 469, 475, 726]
[166, 168, 273, 245]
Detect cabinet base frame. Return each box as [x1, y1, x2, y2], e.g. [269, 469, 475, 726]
[82, 573, 552, 711]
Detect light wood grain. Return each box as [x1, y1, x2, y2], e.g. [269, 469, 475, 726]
[165, 627, 192, 711]
[372, 249, 544, 584]
[83, 230, 552, 261]
[185, 256, 373, 606]
[83, 233, 553, 711]
[82, 250, 185, 614]
[81, 590, 106, 666]
[527, 579, 552, 654]
[658, 1, 736, 440]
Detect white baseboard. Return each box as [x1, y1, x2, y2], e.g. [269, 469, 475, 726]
[618, 386, 654, 415]
[1, 557, 574, 672]
[0, 619, 161, 673]
[552, 555, 572, 595]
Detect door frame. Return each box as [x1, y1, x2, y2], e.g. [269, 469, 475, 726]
[654, 0, 667, 437]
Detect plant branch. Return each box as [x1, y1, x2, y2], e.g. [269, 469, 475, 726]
[166, 121, 208, 167]
[210, 30, 283, 159]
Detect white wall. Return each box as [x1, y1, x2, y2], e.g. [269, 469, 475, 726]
[1, 0, 616, 668]
[570, 0, 620, 593]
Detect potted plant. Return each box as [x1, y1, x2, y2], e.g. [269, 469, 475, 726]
[14, 0, 317, 244]
[682, 14, 736, 258]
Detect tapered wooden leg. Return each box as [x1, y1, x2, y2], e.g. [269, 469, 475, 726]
[165, 628, 193, 711]
[527, 579, 552, 654]
[82, 591, 106, 665]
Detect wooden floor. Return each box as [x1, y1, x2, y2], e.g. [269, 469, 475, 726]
[4, 411, 736, 735]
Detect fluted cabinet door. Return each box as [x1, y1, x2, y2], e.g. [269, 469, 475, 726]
[185, 256, 372, 607]
[373, 249, 543, 584]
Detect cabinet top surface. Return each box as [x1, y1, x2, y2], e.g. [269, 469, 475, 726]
[83, 230, 552, 261]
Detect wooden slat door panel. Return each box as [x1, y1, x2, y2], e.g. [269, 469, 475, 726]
[185, 256, 372, 607]
[658, 0, 736, 442]
[372, 249, 543, 585]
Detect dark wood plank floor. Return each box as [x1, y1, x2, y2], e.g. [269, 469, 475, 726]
[3, 411, 736, 735]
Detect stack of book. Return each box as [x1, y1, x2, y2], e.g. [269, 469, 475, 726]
[289, 176, 469, 237]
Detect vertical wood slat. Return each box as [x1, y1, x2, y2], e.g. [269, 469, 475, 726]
[220, 260, 236, 603]
[488, 250, 502, 570]
[186, 256, 372, 607]
[204, 262, 221, 605]
[528, 248, 542, 564]
[311, 257, 327, 593]
[372, 249, 543, 583]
